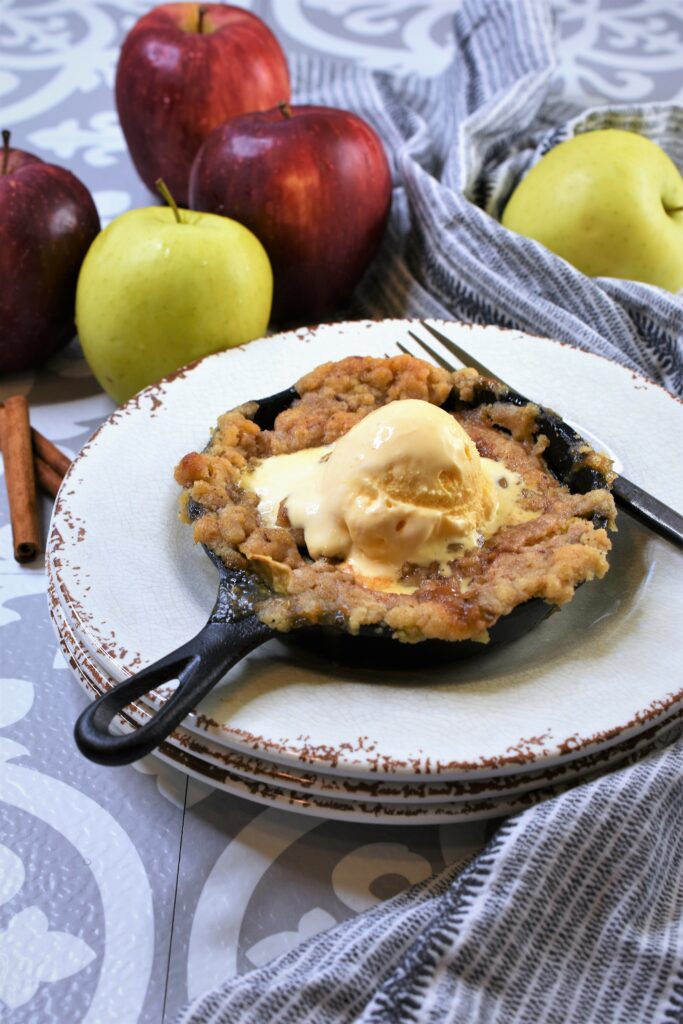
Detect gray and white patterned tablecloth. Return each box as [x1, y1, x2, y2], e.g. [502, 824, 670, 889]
[1, 3, 682, 1022]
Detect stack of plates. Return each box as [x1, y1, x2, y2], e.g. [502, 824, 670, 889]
[47, 320, 683, 825]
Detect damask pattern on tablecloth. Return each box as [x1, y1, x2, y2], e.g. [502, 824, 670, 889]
[0, 673, 156, 1021]
[555, 0, 683, 104]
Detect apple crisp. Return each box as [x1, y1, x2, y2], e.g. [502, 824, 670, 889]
[175, 355, 616, 643]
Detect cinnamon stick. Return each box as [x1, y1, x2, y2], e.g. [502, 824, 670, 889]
[32, 428, 71, 478]
[0, 402, 71, 494]
[35, 455, 63, 499]
[0, 396, 40, 562]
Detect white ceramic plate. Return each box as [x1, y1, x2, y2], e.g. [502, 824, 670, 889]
[50, 596, 551, 823]
[48, 319, 683, 782]
[51, 581, 683, 807]
[53, 587, 683, 825]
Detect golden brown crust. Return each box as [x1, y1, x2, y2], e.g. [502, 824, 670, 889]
[175, 355, 617, 643]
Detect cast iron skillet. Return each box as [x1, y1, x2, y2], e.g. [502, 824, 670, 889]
[74, 375, 611, 766]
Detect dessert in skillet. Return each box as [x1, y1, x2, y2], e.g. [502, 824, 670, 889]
[175, 355, 617, 643]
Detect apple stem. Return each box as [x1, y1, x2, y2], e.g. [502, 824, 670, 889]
[278, 102, 292, 120]
[156, 178, 183, 224]
[197, 5, 207, 33]
[1, 130, 10, 175]
[666, 205, 683, 215]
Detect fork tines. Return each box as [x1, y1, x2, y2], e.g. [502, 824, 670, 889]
[414, 322, 505, 383]
[399, 321, 683, 549]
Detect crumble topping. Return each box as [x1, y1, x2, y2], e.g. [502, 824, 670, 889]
[175, 355, 616, 643]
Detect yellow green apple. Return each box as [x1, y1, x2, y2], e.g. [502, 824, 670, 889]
[501, 129, 683, 291]
[76, 193, 273, 403]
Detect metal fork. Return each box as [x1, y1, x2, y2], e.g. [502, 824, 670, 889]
[399, 321, 683, 549]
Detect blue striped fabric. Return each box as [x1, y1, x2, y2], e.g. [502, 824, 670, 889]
[176, 738, 683, 1024]
[294, 0, 682, 394]
[175, 2, 683, 1021]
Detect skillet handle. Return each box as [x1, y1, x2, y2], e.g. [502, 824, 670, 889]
[74, 615, 274, 766]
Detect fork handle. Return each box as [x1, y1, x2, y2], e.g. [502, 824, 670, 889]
[418, 321, 683, 550]
[613, 474, 683, 548]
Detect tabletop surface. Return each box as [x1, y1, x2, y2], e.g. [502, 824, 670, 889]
[2, 2, 682, 1022]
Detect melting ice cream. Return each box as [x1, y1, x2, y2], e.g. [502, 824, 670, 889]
[243, 399, 537, 588]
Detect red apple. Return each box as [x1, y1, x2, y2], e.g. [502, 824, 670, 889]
[0, 131, 100, 374]
[115, 3, 290, 206]
[189, 103, 392, 324]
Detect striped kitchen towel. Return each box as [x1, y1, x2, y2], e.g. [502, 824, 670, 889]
[300, 0, 683, 395]
[176, 736, 683, 1024]
[175, 1, 683, 1022]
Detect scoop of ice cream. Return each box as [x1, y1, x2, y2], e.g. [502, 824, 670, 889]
[287, 399, 498, 576]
